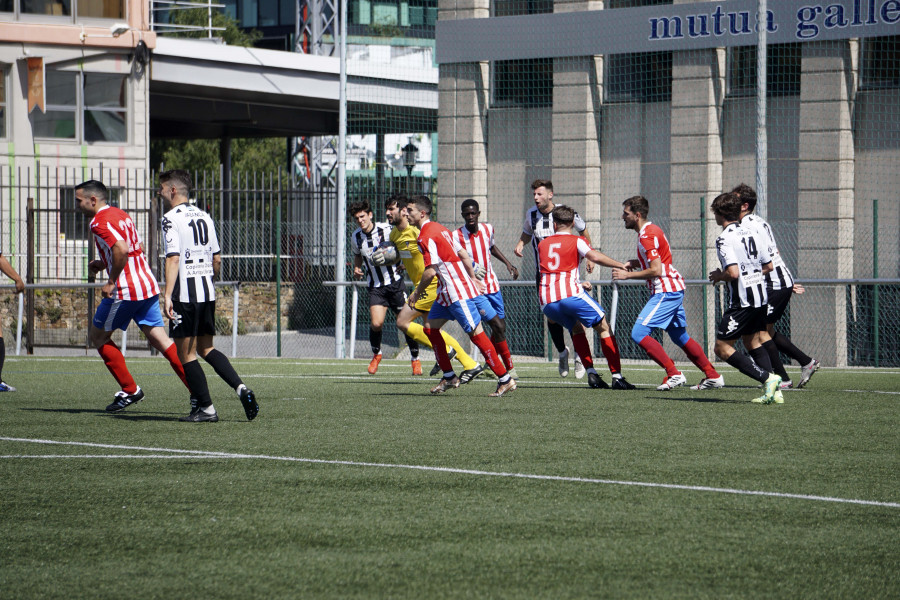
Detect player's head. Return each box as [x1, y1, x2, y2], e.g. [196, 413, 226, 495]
[385, 194, 408, 225]
[406, 195, 432, 227]
[531, 179, 554, 212]
[731, 183, 757, 214]
[622, 196, 649, 230]
[711, 192, 742, 225]
[551, 205, 575, 230]
[349, 200, 374, 230]
[74, 180, 108, 215]
[460, 199, 480, 227]
[159, 169, 192, 208]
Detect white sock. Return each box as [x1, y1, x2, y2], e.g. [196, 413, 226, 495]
[201, 404, 216, 414]
[236, 384, 247, 397]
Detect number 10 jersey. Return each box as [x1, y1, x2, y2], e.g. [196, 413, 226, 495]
[163, 203, 220, 303]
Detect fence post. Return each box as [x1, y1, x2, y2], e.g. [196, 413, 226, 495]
[276, 170, 283, 358]
[232, 284, 240, 358]
[349, 283, 358, 359]
[15, 292, 24, 356]
[873, 198, 879, 367]
[26, 197, 34, 355]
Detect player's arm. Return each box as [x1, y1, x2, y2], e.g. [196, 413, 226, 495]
[212, 253, 222, 280]
[353, 254, 364, 280]
[584, 248, 627, 270]
[408, 265, 436, 307]
[761, 261, 774, 274]
[457, 248, 486, 292]
[613, 257, 662, 282]
[101, 240, 129, 299]
[490, 245, 519, 280]
[0, 255, 25, 293]
[709, 264, 739, 283]
[513, 232, 532, 258]
[164, 255, 180, 319]
[579, 227, 596, 273]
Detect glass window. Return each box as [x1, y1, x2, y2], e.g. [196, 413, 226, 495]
[77, 0, 124, 19]
[0, 68, 6, 139]
[727, 43, 801, 97]
[861, 35, 900, 89]
[84, 72, 127, 143]
[31, 69, 128, 143]
[1, 0, 13, 12]
[20, 0, 72, 16]
[605, 51, 672, 103]
[493, 58, 553, 108]
[31, 69, 77, 139]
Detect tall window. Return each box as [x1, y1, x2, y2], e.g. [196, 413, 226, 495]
[861, 35, 900, 89]
[491, 0, 553, 108]
[605, 51, 672, 103]
[30, 69, 128, 143]
[0, 67, 6, 139]
[13, 0, 124, 18]
[727, 43, 802, 97]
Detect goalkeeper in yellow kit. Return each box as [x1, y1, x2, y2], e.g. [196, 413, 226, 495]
[374, 195, 484, 382]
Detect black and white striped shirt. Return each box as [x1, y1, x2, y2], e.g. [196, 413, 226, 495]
[350, 222, 403, 288]
[716, 222, 772, 309]
[523, 204, 586, 281]
[741, 214, 794, 291]
[163, 204, 219, 303]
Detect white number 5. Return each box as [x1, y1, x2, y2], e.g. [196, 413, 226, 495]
[547, 243, 562, 270]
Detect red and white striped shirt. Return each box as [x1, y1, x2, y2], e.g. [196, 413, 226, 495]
[538, 232, 590, 305]
[453, 223, 500, 295]
[417, 219, 481, 306]
[90, 205, 160, 301]
[636, 222, 685, 295]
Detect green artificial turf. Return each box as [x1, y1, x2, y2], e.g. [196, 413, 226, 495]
[1, 356, 898, 598]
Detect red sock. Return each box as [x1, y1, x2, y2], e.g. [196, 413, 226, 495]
[425, 328, 454, 374]
[471, 331, 506, 377]
[598, 335, 622, 375]
[681, 338, 720, 379]
[571, 332, 594, 369]
[494, 339, 514, 370]
[638, 336, 678, 377]
[161, 343, 190, 390]
[98, 341, 137, 394]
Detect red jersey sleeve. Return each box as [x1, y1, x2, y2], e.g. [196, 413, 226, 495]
[639, 233, 660, 261]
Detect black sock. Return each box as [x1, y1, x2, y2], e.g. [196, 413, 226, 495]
[405, 334, 419, 359]
[763, 339, 790, 381]
[548, 321, 566, 353]
[773, 332, 812, 367]
[202, 348, 243, 390]
[0, 337, 5, 380]
[726, 351, 769, 383]
[370, 329, 383, 355]
[748, 345, 773, 374]
[183, 360, 212, 409]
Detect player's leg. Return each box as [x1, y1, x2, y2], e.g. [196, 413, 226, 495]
[765, 287, 818, 387]
[388, 287, 420, 374]
[632, 294, 681, 386]
[422, 308, 460, 393]
[139, 297, 189, 391]
[715, 308, 779, 402]
[744, 329, 783, 403]
[91, 297, 142, 410]
[367, 302, 389, 374]
[592, 315, 635, 390]
[0, 320, 12, 391]
[667, 325, 720, 384]
[484, 292, 514, 374]
[170, 333, 216, 422]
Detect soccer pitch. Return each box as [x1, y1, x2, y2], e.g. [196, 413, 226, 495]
[1, 356, 898, 598]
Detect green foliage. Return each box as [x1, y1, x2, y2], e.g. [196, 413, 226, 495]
[166, 8, 261, 47]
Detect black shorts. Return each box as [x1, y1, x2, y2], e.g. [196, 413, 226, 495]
[169, 300, 217, 339]
[716, 306, 767, 341]
[766, 286, 793, 324]
[369, 279, 407, 313]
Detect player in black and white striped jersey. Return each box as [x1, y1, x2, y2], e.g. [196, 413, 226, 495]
[708, 192, 783, 404]
[349, 201, 420, 375]
[734, 184, 820, 389]
[160, 169, 259, 422]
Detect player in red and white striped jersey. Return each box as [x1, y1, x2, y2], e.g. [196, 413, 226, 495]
[405, 196, 516, 397]
[453, 199, 519, 377]
[538, 206, 635, 390]
[612, 196, 721, 391]
[76, 180, 190, 413]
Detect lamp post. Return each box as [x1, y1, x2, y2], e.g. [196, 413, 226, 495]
[401, 139, 418, 194]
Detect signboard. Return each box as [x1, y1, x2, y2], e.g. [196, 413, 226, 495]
[27, 57, 45, 114]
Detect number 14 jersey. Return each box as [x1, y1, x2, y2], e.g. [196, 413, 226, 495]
[163, 203, 220, 303]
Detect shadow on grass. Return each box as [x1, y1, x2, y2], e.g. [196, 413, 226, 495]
[649, 395, 747, 404]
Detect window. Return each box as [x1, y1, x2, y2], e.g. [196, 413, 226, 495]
[861, 35, 900, 89]
[1, 0, 12, 12]
[20, 0, 71, 16]
[15, 0, 124, 18]
[30, 69, 128, 143]
[605, 51, 672, 103]
[606, 0, 671, 7]
[0, 67, 6, 139]
[491, 0, 553, 108]
[727, 43, 801, 97]
[59, 186, 121, 241]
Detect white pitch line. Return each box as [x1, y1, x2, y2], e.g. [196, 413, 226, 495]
[0, 455, 225, 459]
[844, 389, 900, 395]
[1, 436, 896, 509]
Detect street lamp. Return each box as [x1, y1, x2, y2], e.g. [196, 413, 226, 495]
[401, 139, 418, 193]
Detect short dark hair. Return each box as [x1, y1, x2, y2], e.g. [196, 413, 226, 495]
[348, 200, 372, 216]
[622, 195, 649, 218]
[159, 169, 193, 194]
[731, 183, 757, 212]
[551, 205, 575, 226]
[386, 194, 408, 210]
[410, 195, 432, 216]
[460, 199, 479, 212]
[531, 179, 553, 192]
[74, 180, 109, 202]
[711, 192, 743, 222]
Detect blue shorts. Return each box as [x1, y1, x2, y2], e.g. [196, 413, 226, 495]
[541, 292, 606, 331]
[636, 291, 687, 331]
[483, 291, 506, 320]
[93, 295, 164, 332]
[428, 295, 497, 334]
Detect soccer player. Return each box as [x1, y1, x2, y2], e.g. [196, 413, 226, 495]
[514, 180, 593, 379]
[452, 199, 519, 379]
[0, 252, 25, 391]
[404, 196, 516, 397]
[538, 206, 636, 390]
[74, 179, 191, 412]
[350, 200, 421, 375]
[708, 192, 782, 404]
[160, 169, 259, 423]
[611, 196, 722, 390]
[378, 194, 484, 383]
[733, 184, 820, 389]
